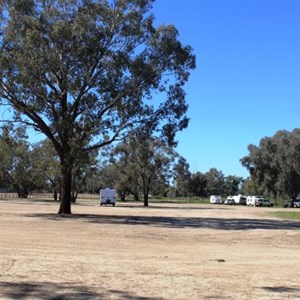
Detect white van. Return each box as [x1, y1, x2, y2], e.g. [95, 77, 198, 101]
[210, 195, 222, 204]
[100, 188, 117, 206]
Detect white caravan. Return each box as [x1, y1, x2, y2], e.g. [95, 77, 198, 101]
[246, 195, 264, 206]
[210, 195, 223, 204]
[100, 188, 117, 206]
[232, 194, 247, 205]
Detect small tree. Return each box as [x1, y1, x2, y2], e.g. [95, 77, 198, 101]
[32, 139, 61, 200]
[173, 156, 192, 198]
[0, 126, 38, 197]
[223, 175, 244, 196]
[113, 130, 175, 206]
[204, 168, 225, 196]
[241, 177, 265, 196]
[190, 171, 207, 197]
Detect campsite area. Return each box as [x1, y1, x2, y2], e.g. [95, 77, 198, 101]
[0, 198, 299, 299]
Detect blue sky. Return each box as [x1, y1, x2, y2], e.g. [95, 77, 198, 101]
[153, 0, 300, 178]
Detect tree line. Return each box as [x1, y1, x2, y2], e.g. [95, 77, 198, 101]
[0, 126, 244, 204]
[1, 125, 299, 206]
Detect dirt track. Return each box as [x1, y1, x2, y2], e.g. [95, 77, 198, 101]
[0, 198, 300, 299]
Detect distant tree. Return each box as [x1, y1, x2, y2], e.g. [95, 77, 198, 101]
[0, 126, 38, 197]
[32, 140, 61, 200]
[0, 128, 14, 190]
[0, 0, 195, 214]
[113, 130, 175, 206]
[97, 160, 138, 201]
[83, 164, 102, 194]
[32, 139, 99, 202]
[241, 129, 300, 202]
[149, 178, 169, 198]
[223, 175, 244, 196]
[204, 168, 225, 196]
[241, 177, 265, 196]
[173, 156, 192, 198]
[190, 171, 207, 197]
[96, 156, 119, 189]
[70, 149, 99, 202]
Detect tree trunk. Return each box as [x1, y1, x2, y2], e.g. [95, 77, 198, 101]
[119, 192, 126, 201]
[71, 190, 78, 203]
[143, 189, 149, 207]
[290, 196, 297, 207]
[58, 166, 72, 214]
[143, 181, 150, 206]
[53, 190, 58, 201]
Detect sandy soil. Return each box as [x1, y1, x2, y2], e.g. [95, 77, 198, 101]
[0, 198, 299, 300]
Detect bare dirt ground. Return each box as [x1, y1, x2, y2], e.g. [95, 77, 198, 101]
[0, 198, 300, 300]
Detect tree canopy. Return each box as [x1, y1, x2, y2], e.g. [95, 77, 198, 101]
[112, 129, 175, 206]
[0, 126, 38, 197]
[241, 129, 300, 200]
[0, 0, 195, 213]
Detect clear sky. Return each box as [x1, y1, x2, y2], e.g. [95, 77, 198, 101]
[152, 0, 300, 178]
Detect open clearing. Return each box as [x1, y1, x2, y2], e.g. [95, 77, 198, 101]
[0, 198, 300, 300]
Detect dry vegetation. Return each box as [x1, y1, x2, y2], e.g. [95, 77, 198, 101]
[0, 198, 300, 299]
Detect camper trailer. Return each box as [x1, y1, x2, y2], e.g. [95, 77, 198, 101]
[210, 195, 223, 204]
[100, 188, 117, 206]
[246, 196, 256, 206]
[246, 196, 265, 206]
[232, 194, 247, 205]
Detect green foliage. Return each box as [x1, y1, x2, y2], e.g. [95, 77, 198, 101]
[241, 129, 300, 200]
[204, 168, 225, 196]
[173, 163, 245, 198]
[173, 156, 191, 197]
[31, 139, 61, 194]
[223, 175, 244, 196]
[241, 177, 265, 196]
[189, 172, 207, 197]
[0, 0, 195, 213]
[271, 211, 300, 221]
[0, 126, 38, 196]
[112, 130, 176, 206]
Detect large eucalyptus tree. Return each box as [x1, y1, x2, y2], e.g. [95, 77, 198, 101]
[241, 129, 300, 201]
[0, 0, 195, 214]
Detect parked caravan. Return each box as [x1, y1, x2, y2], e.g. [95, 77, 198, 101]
[246, 195, 266, 206]
[246, 196, 257, 206]
[100, 188, 117, 206]
[232, 194, 247, 205]
[210, 195, 223, 204]
[225, 196, 235, 205]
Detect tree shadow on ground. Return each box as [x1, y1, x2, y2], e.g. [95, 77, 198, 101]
[114, 204, 222, 210]
[43, 200, 223, 211]
[108, 289, 162, 299]
[0, 281, 160, 300]
[25, 213, 300, 231]
[262, 286, 300, 295]
[0, 198, 221, 210]
[0, 198, 57, 205]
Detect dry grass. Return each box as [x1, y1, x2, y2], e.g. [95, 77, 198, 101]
[0, 198, 300, 299]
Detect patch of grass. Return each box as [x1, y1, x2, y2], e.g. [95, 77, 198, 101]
[148, 197, 208, 204]
[188, 198, 210, 204]
[271, 211, 300, 220]
[125, 197, 210, 205]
